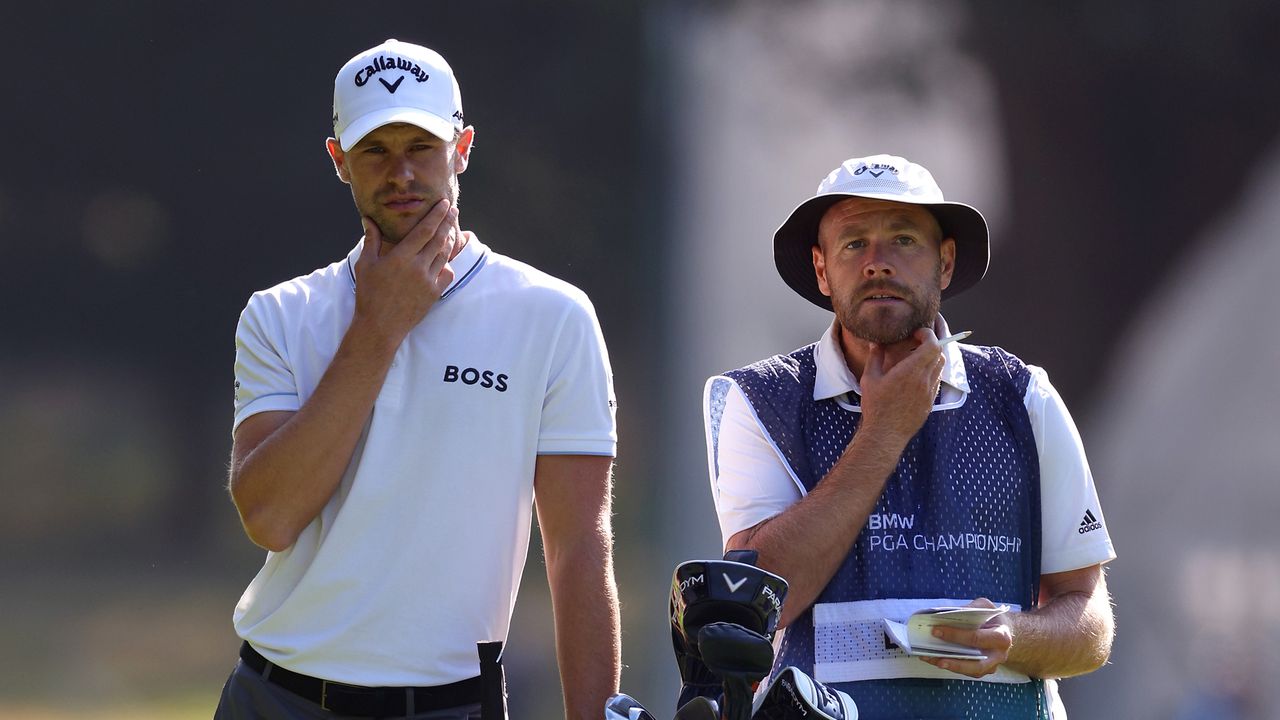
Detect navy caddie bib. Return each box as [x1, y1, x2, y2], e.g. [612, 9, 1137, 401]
[707, 343, 1047, 720]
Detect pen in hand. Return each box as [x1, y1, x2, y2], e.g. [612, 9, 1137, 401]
[938, 330, 972, 346]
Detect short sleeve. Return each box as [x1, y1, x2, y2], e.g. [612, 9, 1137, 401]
[536, 292, 616, 457]
[1026, 366, 1117, 574]
[703, 378, 803, 549]
[233, 294, 300, 433]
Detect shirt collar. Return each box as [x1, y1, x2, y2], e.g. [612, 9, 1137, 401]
[345, 231, 488, 299]
[812, 314, 970, 403]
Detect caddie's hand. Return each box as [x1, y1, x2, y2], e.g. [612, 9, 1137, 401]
[858, 327, 945, 443]
[918, 598, 1013, 678]
[351, 199, 458, 344]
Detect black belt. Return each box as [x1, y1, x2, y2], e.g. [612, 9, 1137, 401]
[239, 641, 483, 717]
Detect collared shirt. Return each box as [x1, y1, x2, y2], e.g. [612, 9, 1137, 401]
[340, 232, 488, 302]
[231, 234, 616, 686]
[814, 315, 968, 411]
[705, 316, 1115, 576]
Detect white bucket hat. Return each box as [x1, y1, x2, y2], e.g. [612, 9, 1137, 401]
[332, 39, 464, 151]
[773, 154, 990, 309]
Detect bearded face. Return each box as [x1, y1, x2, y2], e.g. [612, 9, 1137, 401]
[812, 197, 954, 345]
[833, 262, 943, 345]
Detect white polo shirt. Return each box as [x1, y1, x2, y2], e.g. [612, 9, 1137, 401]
[705, 317, 1115, 576]
[231, 234, 616, 686]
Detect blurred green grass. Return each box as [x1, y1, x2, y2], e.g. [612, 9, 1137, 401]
[2, 563, 573, 719]
[0, 692, 213, 719]
[1, 570, 241, 720]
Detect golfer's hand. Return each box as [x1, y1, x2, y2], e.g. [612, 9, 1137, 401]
[858, 327, 945, 444]
[919, 598, 1013, 678]
[352, 199, 458, 345]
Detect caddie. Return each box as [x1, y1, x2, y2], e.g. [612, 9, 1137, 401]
[702, 154, 1116, 719]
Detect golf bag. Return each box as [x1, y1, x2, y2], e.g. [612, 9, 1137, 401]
[669, 551, 788, 709]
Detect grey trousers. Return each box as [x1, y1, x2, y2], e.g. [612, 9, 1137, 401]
[214, 660, 484, 720]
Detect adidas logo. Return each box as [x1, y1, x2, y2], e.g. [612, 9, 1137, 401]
[1078, 509, 1102, 535]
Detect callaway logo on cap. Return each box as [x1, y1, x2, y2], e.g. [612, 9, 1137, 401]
[333, 39, 465, 151]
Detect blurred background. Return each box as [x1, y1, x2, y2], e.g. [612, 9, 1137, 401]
[2, 1, 1278, 718]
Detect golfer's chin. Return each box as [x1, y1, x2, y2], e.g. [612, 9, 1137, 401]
[368, 212, 425, 245]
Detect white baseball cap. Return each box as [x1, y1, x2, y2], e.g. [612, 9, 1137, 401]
[332, 39, 464, 151]
[773, 154, 990, 309]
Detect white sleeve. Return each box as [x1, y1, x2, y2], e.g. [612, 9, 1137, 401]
[233, 294, 300, 433]
[1026, 365, 1117, 574]
[537, 291, 617, 457]
[703, 378, 803, 550]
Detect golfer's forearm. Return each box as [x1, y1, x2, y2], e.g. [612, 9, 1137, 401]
[231, 321, 397, 550]
[548, 549, 621, 720]
[731, 428, 905, 627]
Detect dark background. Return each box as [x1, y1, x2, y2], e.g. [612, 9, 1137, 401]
[2, 1, 1277, 717]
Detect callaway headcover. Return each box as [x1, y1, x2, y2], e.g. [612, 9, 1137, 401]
[605, 693, 657, 720]
[752, 666, 858, 720]
[669, 555, 788, 709]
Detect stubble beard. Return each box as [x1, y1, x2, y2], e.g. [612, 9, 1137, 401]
[834, 265, 942, 345]
[359, 173, 460, 245]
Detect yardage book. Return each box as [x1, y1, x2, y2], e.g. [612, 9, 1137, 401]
[882, 605, 1010, 660]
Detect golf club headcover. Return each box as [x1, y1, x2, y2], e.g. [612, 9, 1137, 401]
[751, 666, 858, 720]
[698, 622, 776, 720]
[670, 557, 788, 708]
[673, 696, 719, 720]
[696, 622, 776, 679]
[605, 692, 656, 720]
